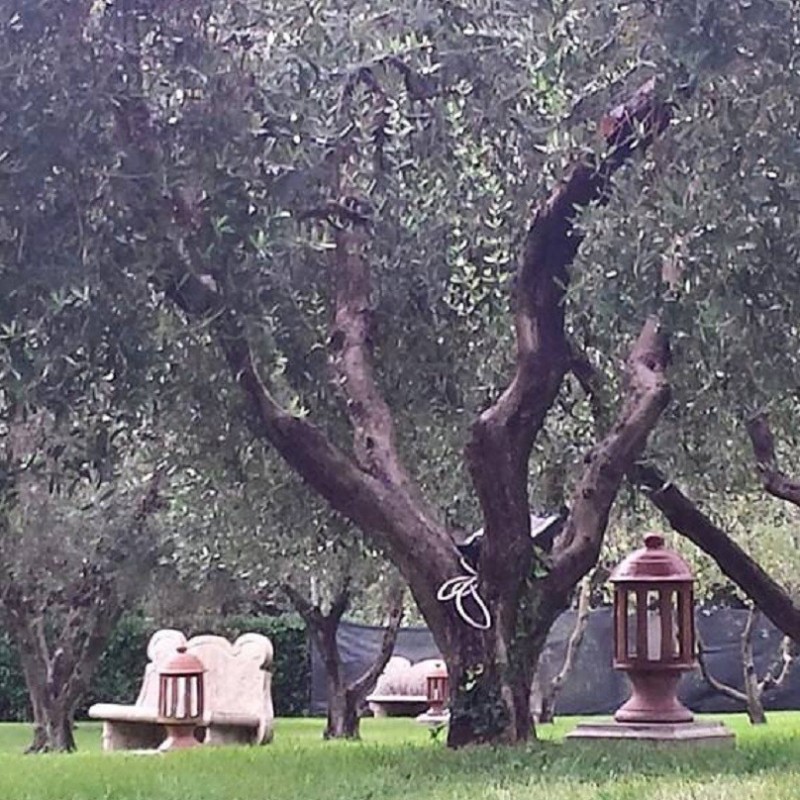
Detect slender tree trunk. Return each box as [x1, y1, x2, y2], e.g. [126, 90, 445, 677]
[536, 576, 592, 724]
[741, 609, 767, 725]
[16, 645, 77, 753]
[317, 617, 361, 740]
[324, 680, 361, 740]
[285, 579, 404, 741]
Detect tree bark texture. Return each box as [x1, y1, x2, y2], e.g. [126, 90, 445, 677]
[746, 413, 800, 507]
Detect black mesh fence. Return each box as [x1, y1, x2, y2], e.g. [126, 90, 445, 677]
[311, 608, 800, 715]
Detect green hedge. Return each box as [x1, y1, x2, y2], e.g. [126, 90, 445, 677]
[0, 630, 27, 721]
[0, 614, 310, 721]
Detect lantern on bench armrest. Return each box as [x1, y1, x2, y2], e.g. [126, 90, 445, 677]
[158, 645, 205, 751]
[612, 533, 695, 723]
[425, 663, 449, 717]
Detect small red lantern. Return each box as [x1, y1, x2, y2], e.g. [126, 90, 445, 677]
[611, 533, 695, 723]
[158, 645, 205, 751]
[425, 662, 449, 717]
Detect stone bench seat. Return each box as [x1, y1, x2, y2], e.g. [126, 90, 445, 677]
[88, 629, 274, 751]
[365, 694, 428, 717]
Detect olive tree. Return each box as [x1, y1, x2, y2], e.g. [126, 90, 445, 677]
[0, 1, 171, 751]
[96, 0, 674, 746]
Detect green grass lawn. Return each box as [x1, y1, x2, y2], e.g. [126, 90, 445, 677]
[1, 714, 800, 800]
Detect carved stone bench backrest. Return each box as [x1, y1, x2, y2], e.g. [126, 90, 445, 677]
[134, 629, 273, 726]
[372, 656, 446, 696]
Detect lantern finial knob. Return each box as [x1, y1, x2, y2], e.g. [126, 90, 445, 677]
[644, 533, 665, 549]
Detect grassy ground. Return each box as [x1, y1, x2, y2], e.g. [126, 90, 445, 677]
[1, 714, 800, 800]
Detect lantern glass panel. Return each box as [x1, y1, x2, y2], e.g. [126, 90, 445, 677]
[627, 589, 649, 660]
[614, 587, 628, 663]
[624, 588, 680, 662]
[645, 589, 680, 661]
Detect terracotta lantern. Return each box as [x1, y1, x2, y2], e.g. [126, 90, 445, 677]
[611, 533, 695, 723]
[425, 663, 449, 717]
[158, 645, 205, 751]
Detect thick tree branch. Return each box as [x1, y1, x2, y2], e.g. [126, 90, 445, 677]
[114, 79, 460, 614]
[349, 581, 405, 701]
[746, 413, 800, 507]
[569, 341, 611, 436]
[329, 577, 353, 625]
[167, 274, 458, 584]
[329, 222, 410, 487]
[114, 83, 410, 549]
[631, 463, 800, 642]
[281, 581, 325, 628]
[467, 78, 671, 593]
[549, 317, 671, 590]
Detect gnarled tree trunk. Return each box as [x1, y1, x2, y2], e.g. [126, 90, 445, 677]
[0, 474, 163, 753]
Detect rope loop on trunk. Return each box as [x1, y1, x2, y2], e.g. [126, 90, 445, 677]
[436, 559, 492, 630]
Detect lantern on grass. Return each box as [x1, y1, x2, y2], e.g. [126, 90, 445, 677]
[425, 663, 449, 717]
[611, 533, 695, 723]
[158, 645, 205, 751]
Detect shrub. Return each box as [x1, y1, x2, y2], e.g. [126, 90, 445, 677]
[0, 631, 28, 721]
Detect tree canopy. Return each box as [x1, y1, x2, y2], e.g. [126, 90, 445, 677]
[4, 0, 800, 748]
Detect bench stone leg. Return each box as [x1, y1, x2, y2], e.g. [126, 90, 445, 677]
[368, 702, 387, 718]
[102, 721, 165, 752]
[204, 724, 255, 747]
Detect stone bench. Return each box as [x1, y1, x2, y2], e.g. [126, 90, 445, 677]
[366, 656, 444, 717]
[88, 629, 274, 751]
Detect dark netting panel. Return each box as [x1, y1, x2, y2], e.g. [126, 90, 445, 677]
[310, 608, 800, 715]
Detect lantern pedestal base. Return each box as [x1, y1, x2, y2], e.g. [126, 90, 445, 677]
[415, 709, 449, 727]
[614, 670, 693, 724]
[158, 724, 201, 752]
[566, 720, 734, 746]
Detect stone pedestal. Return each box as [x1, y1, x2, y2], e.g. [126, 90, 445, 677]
[567, 720, 735, 746]
[415, 709, 450, 728]
[615, 670, 693, 723]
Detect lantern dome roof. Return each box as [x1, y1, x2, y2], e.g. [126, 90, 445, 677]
[159, 645, 206, 675]
[427, 661, 448, 679]
[610, 533, 693, 583]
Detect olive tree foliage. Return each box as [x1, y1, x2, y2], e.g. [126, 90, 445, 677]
[11, 0, 791, 747]
[161, 362, 406, 739]
[0, 441, 164, 753]
[0, 2, 171, 752]
[568, 0, 800, 638]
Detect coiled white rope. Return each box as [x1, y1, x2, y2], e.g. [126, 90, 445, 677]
[436, 557, 492, 630]
[436, 514, 563, 631]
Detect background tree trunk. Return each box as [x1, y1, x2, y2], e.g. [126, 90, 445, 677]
[284, 579, 404, 740]
[535, 576, 592, 724]
[696, 605, 796, 725]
